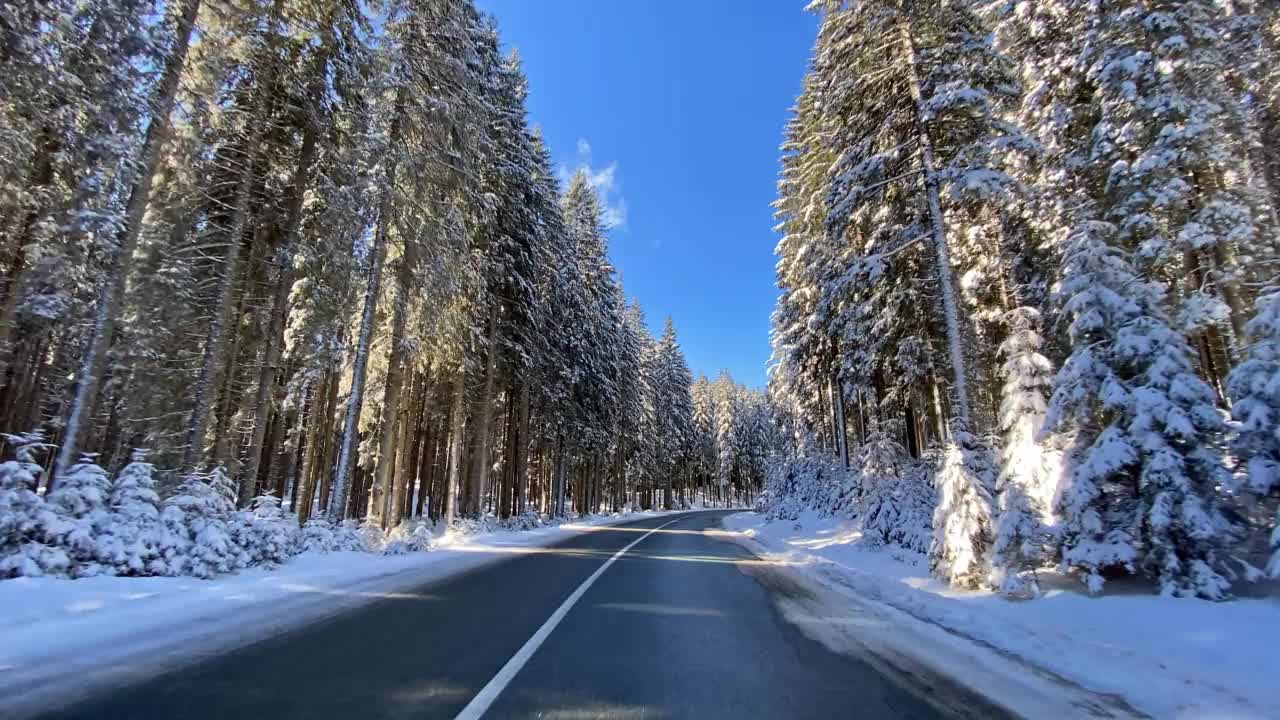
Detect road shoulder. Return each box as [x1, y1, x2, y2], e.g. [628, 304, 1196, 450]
[720, 511, 1153, 720]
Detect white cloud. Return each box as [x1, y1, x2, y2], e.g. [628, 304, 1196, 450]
[559, 137, 628, 231]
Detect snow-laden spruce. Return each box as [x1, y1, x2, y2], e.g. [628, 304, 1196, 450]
[0, 432, 69, 578]
[96, 451, 169, 577]
[233, 495, 302, 568]
[857, 434, 934, 555]
[1227, 291, 1280, 577]
[1045, 221, 1233, 599]
[161, 468, 248, 579]
[989, 308, 1060, 598]
[929, 425, 997, 590]
[47, 456, 112, 577]
[759, 434, 933, 558]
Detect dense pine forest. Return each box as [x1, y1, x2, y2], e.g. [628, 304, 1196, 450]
[0, 0, 778, 578]
[766, 0, 1280, 599]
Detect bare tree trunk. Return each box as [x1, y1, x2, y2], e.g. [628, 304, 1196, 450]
[830, 371, 849, 468]
[444, 367, 466, 529]
[52, 0, 204, 482]
[329, 91, 406, 520]
[899, 11, 972, 424]
[499, 381, 515, 519]
[551, 432, 566, 518]
[298, 370, 337, 522]
[295, 377, 324, 522]
[514, 379, 530, 515]
[369, 229, 418, 526]
[466, 305, 499, 516]
[387, 370, 419, 528]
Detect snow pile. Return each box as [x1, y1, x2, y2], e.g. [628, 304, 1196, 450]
[726, 511, 1280, 719]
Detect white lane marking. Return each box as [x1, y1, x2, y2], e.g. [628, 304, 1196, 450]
[453, 515, 687, 720]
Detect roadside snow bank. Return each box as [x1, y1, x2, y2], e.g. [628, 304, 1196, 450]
[0, 510, 680, 718]
[725, 511, 1280, 720]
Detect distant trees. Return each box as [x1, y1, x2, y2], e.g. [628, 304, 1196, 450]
[771, 0, 1280, 599]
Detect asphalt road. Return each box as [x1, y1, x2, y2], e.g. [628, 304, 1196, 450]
[35, 510, 1004, 720]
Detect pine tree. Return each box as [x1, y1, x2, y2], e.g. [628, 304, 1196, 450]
[47, 455, 111, 576]
[1226, 290, 1280, 576]
[930, 423, 997, 589]
[1045, 221, 1233, 598]
[0, 431, 69, 577]
[162, 467, 246, 578]
[51, 0, 205, 480]
[234, 494, 299, 567]
[98, 450, 168, 576]
[989, 308, 1059, 597]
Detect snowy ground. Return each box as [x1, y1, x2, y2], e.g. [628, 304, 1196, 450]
[723, 511, 1280, 720]
[0, 510, 682, 718]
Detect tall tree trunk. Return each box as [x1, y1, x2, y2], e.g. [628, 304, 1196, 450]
[369, 234, 418, 527]
[899, 11, 972, 424]
[551, 432, 566, 518]
[387, 370, 420, 528]
[499, 381, 516, 519]
[329, 90, 406, 520]
[466, 304, 500, 516]
[514, 378, 530, 515]
[209, 293, 249, 470]
[830, 370, 848, 467]
[443, 367, 466, 528]
[52, 0, 204, 482]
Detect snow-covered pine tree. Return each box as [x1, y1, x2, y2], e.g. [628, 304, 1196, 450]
[1227, 291, 1280, 493]
[162, 467, 246, 578]
[1088, 0, 1262, 367]
[929, 422, 997, 589]
[989, 308, 1059, 597]
[0, 431, 69, 578]
[52, 0, 204, 480]
[1226, 290, 1280, 574]
[233, 494, 300, 568]
[1045, 220, 1234, 599]
[713, 372, 739, 498]
[98, 450, 169, 576]
[46, 455, 111, 576]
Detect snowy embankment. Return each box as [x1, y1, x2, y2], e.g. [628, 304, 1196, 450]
[0, 510, 678, 718]
[725, 511, 1280, 720]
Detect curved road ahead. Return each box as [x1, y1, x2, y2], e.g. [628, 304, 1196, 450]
[38, 511, 1007, 719]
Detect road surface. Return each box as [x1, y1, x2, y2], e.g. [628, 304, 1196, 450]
[36, 511, 1008, 719]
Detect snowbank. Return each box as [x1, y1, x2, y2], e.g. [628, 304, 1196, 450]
[0, 510, 680, 718]
[725, 511, 1280, 720]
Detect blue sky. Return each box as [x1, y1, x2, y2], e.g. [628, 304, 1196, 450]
[476, 0, 818, 387]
